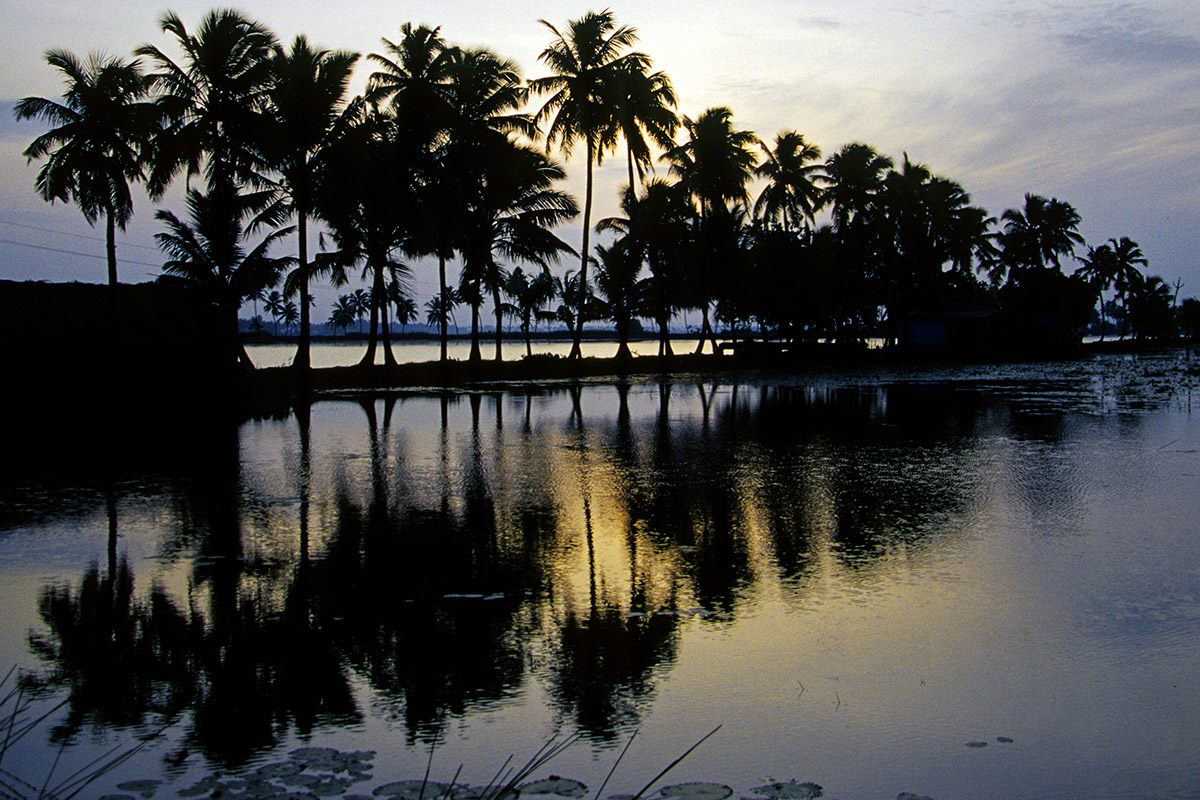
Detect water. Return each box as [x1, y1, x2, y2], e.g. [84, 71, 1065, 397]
[1, 350, 1198, 799]
[245, 337, 708, 368]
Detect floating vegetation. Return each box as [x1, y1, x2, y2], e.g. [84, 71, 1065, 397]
[965, 741, 988, 748]
[517, 778, 587, 797]
[746, 781, 823, 800]
[654, 782, 732, 800]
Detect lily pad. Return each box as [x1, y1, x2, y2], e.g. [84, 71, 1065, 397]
[374, 780, 452, 799]
[997, 736, 1014, 743]
[897, 794, 934, 800]
[747, 781, 823, 800]
[292, 747, 341, 761]
[520, 778, 588, 797]
[966, 741, 988, 748]
[258, 762, 306, 779]
[656, 783, 731, 800]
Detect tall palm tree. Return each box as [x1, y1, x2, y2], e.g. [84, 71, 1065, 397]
[313, 110, 417, 367]
[753, 131, 825, 233]
[256, 34, 360, 373]
[136, 10, 276, 200]
[368, 23, 458, 361]
[155, 188, 293, 370]
[440, 46, 544, 363]
[593, 242, 642, 361]
[16, 50, 158, 286]
[823, 142, 893, 235]
[263, 289, 285, 335]
[459, 137, 578, 363]
[663, 107, 758, 354]
[530, 9, 644, 359]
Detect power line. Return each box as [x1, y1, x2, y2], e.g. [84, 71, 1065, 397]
[0, 237, 163, 268]
[0, 219, 162, 251]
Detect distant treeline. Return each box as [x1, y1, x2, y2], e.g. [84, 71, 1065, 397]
[16, 8, 1199, 373]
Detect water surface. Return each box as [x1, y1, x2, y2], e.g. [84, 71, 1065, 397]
[1, 351, 1197, 799]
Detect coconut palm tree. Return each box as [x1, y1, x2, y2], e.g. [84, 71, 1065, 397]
[1109, 236, 1148, 340]
[155, 188, 293, 371]
[136, 9, 276, 200]
[609, 58, 678, 191]
[459, 137, 578, 363]
[313, 111, 418, 366]
[992, 193, 1083, 285]
[505, 267, 559, 357]
[598, 179, 692, 356]
[255, 34, 360, 373]
[263, 289, 285, 335]
[328, 294, 357, 335]
[663, 107, 758, 354]
[753, 131, 825, 233]
[16, 50, 158, 286]
[1074, 242, 1117, 340]
[368, 23, 459, 361]
[593, 242, 643, 361]
[530, 9, 645, 359]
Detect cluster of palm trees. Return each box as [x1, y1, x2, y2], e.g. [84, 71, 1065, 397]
[17, 8, 1180, 373]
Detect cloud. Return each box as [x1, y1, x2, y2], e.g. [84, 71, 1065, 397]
[795, 16, 843, 31]
[1062, 23, 1200, 67]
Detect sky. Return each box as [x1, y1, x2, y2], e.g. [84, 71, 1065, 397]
[2, 0, 1198, 317]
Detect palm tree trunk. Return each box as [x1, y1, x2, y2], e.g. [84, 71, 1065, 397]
[493, 281, 504, 362]
[570, 139, 595, 360]
[439, 254, 449, 362]
[295, 214, 311, 372]
[105, 210, 118, 286]
[361, 264, 385, 366]
[469, 294, 482, 363]
[381, 287, 397, 367]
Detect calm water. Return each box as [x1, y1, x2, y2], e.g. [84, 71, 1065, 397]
[245, 338, 709, 368]
[1, 351, 1198, 799]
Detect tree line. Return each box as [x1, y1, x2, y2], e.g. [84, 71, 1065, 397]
[16, 8, 1195, 371]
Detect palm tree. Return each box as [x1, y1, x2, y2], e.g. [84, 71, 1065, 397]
[1074, 242, 1117, 340]
[263, 289, 285, 335]
[609, 58, 678, 192]
[823, 142, 893, 234]
[593, 242, 643, 361]
[136, 10, 276, 200]
[390, 281, 418, 334]
[155, 188, 293, 370]
[16, 50, 158, 286]
[425, 289, 460, 337]
[281, 299, 299, 334]
[255, 34, 360, 373]
[439, 45, 550, 363]
[505, 267, 559, 357]
[1109, 236, 1148, 340]
[992, 193, 1083, 285]
[753, 131, 825, 233]
[459, 137, 578, 363]
[328, 294, 357, 335]
[530, 9, 645, 359]
[368, 24, 458, 362]
[597, 179, 692, 356]
[663, 107, 758, 354]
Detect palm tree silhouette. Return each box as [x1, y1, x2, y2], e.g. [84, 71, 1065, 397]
[753, 131, 825, 233]
[663, 107, 758, 354]
[137, 10, 275, 200]
[610, 58, 679, 191]
[16, 50, 158, 286]
[1109, 236, 1148, 340]
[155, 189, 293, 370]
[993, 193, 1083, 285]
[368, 23, 458, 362]
[598, 179, 691, 356]
[256, 34, 360, 373]
[531, 10, 645, 359]
[1074, 242, 1118, 340]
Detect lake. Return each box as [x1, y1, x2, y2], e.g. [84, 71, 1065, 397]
[1, 350, 1197, 800]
